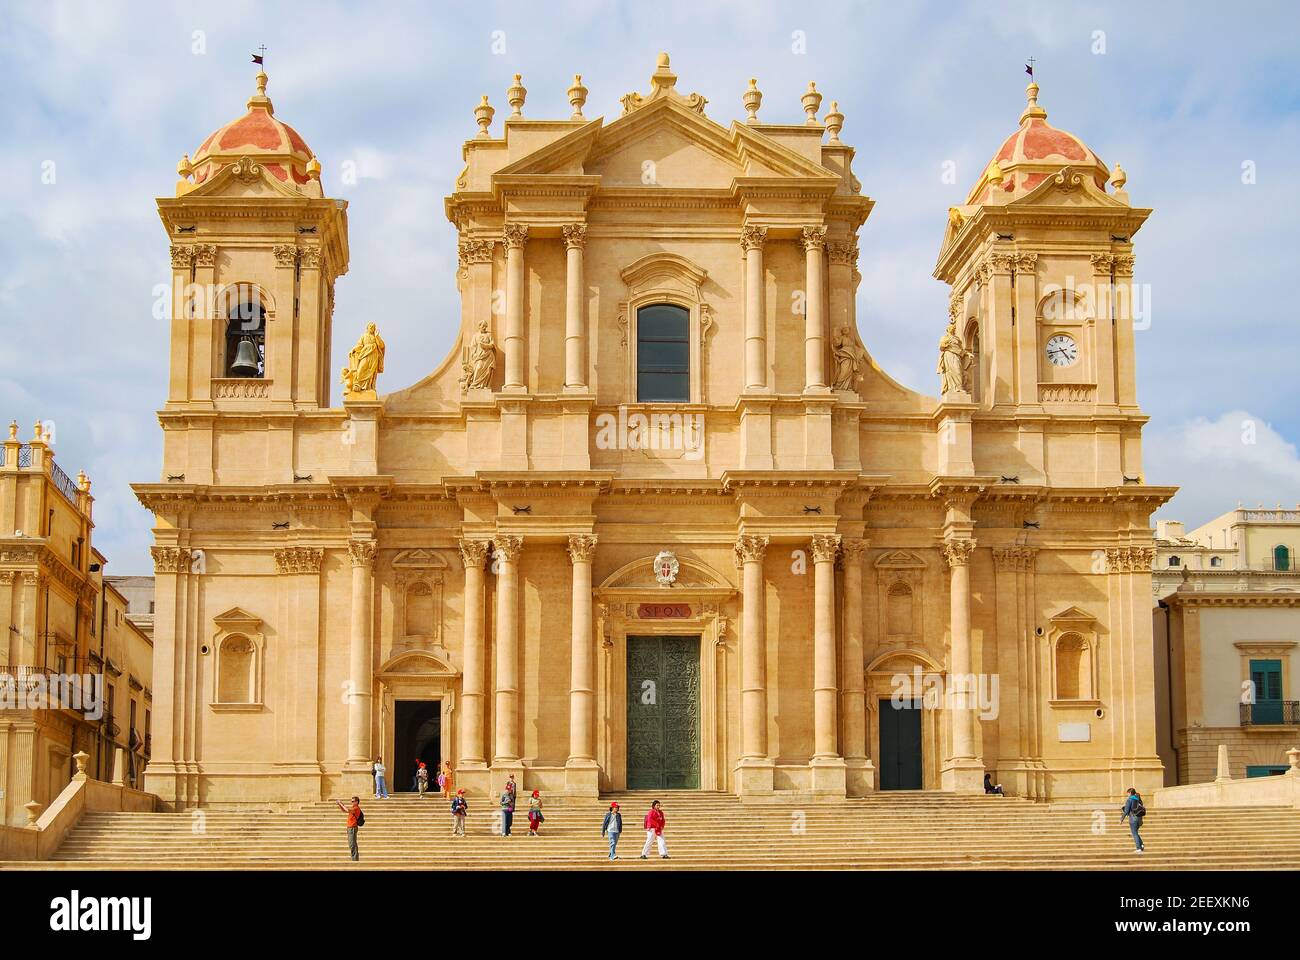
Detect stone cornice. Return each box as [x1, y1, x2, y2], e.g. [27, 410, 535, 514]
[1166, 590, 1300, 609]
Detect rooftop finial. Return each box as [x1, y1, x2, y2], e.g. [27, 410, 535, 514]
[650, 52, 677, 93]
[801, 82, 823, 125]
[568, 74, 588, 120]
[1020, 78, 1046, 124]
[507, 74, 527, 117]
[474, 95, 495, 138]
[824, 100, 844, 143]
[743, 78, 762, 124]
[248, 56, 273, 113]
[1110, 162, 1127, 190]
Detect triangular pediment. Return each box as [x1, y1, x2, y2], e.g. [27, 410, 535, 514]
[183, 157, 306, 201]
[1049, 605, 1096, 624]
[874, 550, 928, 569]
[213, 606, 262, 628]
[391, 548, 448, 569]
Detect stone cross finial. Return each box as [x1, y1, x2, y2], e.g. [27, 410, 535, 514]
[801, 82, 823, 124]
[568, 74, 588, 119]
[743, 78, 762, 124]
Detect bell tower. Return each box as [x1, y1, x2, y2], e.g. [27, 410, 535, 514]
[158, 67, 349, 444]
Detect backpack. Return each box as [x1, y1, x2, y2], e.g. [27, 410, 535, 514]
[355, 809, 365, 828]
[1130, 797, 1146, 818]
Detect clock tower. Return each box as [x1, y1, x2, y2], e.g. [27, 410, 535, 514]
[934, 80, 1150, 484]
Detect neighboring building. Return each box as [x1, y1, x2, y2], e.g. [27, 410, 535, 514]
[97, 574, 154, 788]
[134, 58, 1171, 809]
[105, 574, 156, 641]
[0, 423, 100, 824]
[1153, 508, 1300, 785]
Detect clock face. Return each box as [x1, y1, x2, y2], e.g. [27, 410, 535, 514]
[1045, 334, 1078, 367]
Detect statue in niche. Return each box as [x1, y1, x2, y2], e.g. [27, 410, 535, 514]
[936, 318, 972, 397]
[342, 322, 385, 396]
[831, 325, 868, 392]
[459, 320, 497, 393]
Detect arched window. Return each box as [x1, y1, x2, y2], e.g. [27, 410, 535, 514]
[963, 321, 981, 403]
[1210, 556, 1223, 568]
[1274, 545, 1291, 572]
[225, 297, 266, 378]
[636, 304, 690, 402]
[1054, 633, 1091, 700]
[405, 581, 434, 638]
[886, 581, 913, 638]
[217, 635, 255, 703]
[1168, 556, 1181, 567]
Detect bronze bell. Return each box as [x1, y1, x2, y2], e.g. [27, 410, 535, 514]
[230, 338, 261, 377]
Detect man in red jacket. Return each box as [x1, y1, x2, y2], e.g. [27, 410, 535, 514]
[639, 799, 670, 859]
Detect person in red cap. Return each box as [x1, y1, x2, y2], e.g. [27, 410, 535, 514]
[601, 801, 623, 860]
[527, 789, 544, 835]
[640, 799, 669, 860]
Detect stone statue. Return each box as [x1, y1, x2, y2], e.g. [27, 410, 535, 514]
[343, 322, 385, 395]
[831, 325, 867, 392]
[936, 318, 971, 396]
[459, 320, 497, 393]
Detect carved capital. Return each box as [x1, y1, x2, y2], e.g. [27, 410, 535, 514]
[992, 546, 1037, 571]
[986, 253, 1015, 276]
[566, 534, 598, 564]
[491, 534, 524, 562]
[502, 223, 530, 250]
[194, 244, 218, 268]
[458, 539, 491, 569]
[458, 238, 495, 267]
[274, 546, 324, 575]
[734, 534, 769, 564]
[827, 240, 857, 266]
[562, 223, 588, 250]
[799, 224, 828, 252]
[941, 538, 977, 568]
[300, 247, 325, 271]
[1013, 252, 1038, 272]
[811, 533, 842, 564]
[1113, 254, 1135, 277]
[272, 244, 299, 268]
[348, 539, 378, 568]
[740, 224, 768, 251]
[150, 546, 190, 574]
[840, 538, 869, 563]
[1089, 252, 1115, 274]
[169, 244, 195, 269]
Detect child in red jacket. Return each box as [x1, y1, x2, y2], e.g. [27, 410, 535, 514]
[639, 799, 669, 859]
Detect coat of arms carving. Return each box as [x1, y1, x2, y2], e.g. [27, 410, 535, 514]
[654, 550, 680, 587]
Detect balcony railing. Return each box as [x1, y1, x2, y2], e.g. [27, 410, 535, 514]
[1240, 701, 1300, 726]
[49, 459, 79, 505]
[0, 664, 53, 690]
[101, 717, 121, 740]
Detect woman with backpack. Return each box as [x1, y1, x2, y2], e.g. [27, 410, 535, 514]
[451, 789, 468, 836]
[1120, 787, 1146, 853]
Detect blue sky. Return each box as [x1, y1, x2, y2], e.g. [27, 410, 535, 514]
[1, 0, 1298, 572]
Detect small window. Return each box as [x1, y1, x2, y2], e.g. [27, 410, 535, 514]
[1167, 556, 1181, 567]
[1210, 556, 1222, 568]
[149, 601, 155, 614]
[636, 304, 690, 402]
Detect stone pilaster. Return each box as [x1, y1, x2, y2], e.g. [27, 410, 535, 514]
[502, 224, 529, 392]
[941, 537, 984, 793]
[839, 537, 873, 793]
[801, 225, 829, 392]
[458, 539, 490, 775]
[565, 534, 599, 794]
[810, 533, 846, 795]
[562, 224, 588, 392]
[734, 533, 773, 794]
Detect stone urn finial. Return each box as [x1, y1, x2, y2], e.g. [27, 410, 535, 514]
[507, 73, 527, 117]
[742, 78, 762, 124]
[474, 95, 495, 138]
[73, 750, 90, 780]
[801, 81, 823, 124]
[1287, 746, 1300, 776]
[25, 801, 44, 826]
[567, 74, 588, 119]
[824, 100, 844, 144]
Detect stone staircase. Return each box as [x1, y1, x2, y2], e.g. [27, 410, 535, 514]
[7, 791, 1300, 870]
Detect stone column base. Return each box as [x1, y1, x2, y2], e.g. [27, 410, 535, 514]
[454, 761, 490, 799]
[734, 758, 775, 796]
[809, 757, 848, 796]
[564, 759, 601, 796]
[845, 758, 876, 796]
[489, 763, 525, 797]
[940, 758, 985, 794]
[340, 761, 375, 800]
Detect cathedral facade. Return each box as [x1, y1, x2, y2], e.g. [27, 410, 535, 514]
[135, 56, 1171, 808]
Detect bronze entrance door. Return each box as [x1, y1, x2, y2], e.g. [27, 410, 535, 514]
[626, 636, 700, 790]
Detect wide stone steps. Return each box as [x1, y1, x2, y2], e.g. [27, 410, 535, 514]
[8, 793, 1298, 871]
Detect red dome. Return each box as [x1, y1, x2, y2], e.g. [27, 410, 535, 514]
[188, 70, 316, 188]
[967, 83, 1109, 205]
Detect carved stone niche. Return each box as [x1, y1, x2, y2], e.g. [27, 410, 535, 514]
[391, 549, 448, 652]
[874, 550, 927, 649]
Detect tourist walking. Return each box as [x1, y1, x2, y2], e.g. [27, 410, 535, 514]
[639, 799, 669, 859]
[416, 761, 429, 797]
[373, 757, 389, 799]
[451, 789, 468, 836]
[1120, 787, 1146, 853]
[528, 790, 544, 836]
[437, 762, 448, 798]
[601, 801, 622, 860]
[500, 784, 516, 836]
[441, 760, 454, 799]
[336, 796, 364, 862]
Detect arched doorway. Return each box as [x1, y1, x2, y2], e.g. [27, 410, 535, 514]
[394, 701, 440, 793]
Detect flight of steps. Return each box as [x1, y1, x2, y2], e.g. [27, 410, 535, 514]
[8, 791, 1300, 870]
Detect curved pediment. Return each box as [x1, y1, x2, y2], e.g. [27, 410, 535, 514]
[598, 553, 731, 591]
[377, 648, 458, 678]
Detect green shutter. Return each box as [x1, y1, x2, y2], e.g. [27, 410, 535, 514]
[1249, 659, 1283, 724]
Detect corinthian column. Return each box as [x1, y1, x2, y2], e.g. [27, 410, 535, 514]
[801, 225, 828, 391]
[742, 225, 768, 391]
[347, 539, 377, 765]
[942, 537, 983, 793]
[839, 538, 871, 791]
[492, 534, 524, 764]
[565, 534, 599, 794]
[502, 224, 529, 392]
[458, 539, 490, 768]
[562, 224, 588, 391]
[735, 533, 773, 794]
[810, 533, 847, 794]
